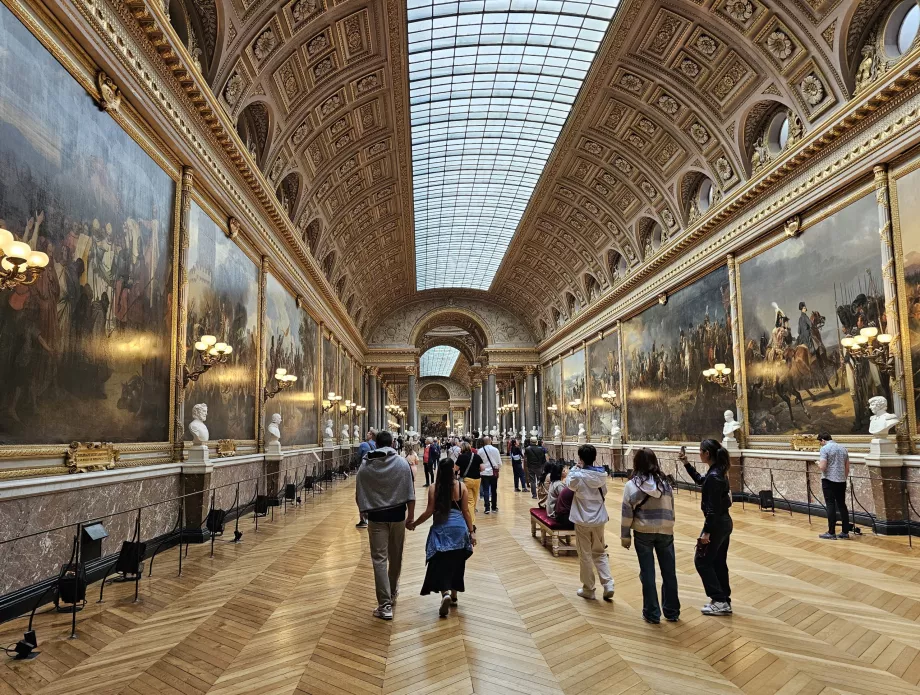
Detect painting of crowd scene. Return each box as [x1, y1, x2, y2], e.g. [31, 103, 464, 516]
[0, 6, 174, 444]
[543, 360, 561, 435]
[562, 350, 585, 437]
[623, 267, 734, 441]
[184, 203, 258, 441]
[740, 192, 888, 435]
[588, 331, 620, 438]
[263, 274, 318, 444]
[895, 167, 920, 420]
[323, 336, 337, 401]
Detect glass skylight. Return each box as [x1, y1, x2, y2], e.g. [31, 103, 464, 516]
[408, 0, 621, 289]
[420, 345, 461, 377]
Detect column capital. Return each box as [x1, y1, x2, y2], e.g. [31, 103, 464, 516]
[513, 370, 525, 382]
[471, 378, 482, 389]
[405, 364, 418, 377]
[368, 366, 380, 378]
[524, 365, 537, 376]
[486, 365, 498, 376]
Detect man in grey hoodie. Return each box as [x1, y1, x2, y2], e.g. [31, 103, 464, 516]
[355, 431, 416, 620]
[567, 444, 614, 601]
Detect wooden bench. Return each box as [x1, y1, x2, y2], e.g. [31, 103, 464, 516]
[530, 508, 576, 557]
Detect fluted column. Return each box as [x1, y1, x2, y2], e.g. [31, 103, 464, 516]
[514, 371, 525, 435]
[471, 377, 481, 434]
[536, 366, 544, 435]
[407, 365, 418, 432]
[524, 365, 536, 437]
[368, 369, 378, 432]
[487, 368, 497, 435]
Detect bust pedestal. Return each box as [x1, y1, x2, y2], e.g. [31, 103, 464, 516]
[866, 436, 900, 466]
[577, 433, 587, 444]
[182, 445, 212, 532]
[722, 437, 741, 456]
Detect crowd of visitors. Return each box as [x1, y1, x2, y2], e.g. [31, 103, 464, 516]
[353, 424, 852, 624]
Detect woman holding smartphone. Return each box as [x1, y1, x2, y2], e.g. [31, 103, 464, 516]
[678, 440, 733, 616]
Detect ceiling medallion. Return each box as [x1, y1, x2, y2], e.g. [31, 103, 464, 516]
[767, 30, 792, 60]
[725, 0, 753, 23]
[800, 74, 824, 105]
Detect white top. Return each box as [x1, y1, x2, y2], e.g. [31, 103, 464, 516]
[478, 444, 502, 476]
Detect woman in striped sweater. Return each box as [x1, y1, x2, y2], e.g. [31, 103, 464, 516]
[620, 448, 679, 624]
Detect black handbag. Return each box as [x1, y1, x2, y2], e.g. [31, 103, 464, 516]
[695, 537, 709, 560]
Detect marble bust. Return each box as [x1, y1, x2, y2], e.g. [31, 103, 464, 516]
[722, 409, 742, 441]
[353, 424, 359, 440]
[530, 426, 539, 438]
[189, 403, 209, 445]
[341, 424, 349, 441]
[610, 417, 621, 444]
[868, 396, 901, 436]
[577, 423, 586, 437]
[324, 418, 334, 441]
[266, 413, 282, 444]
[553, 425, 561, 440]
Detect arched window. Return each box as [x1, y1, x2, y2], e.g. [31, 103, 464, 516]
[584, 273, 600, 302]
[698, 178, 715, 213]
[886, 1, 920, 57]
[236, 102, 270, 167]
[304, 219, 321, 256]
[565, 292, 577, 316]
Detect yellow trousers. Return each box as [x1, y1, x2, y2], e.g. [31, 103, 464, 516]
[463, 478, 481, 528]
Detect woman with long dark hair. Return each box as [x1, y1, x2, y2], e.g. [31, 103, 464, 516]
[679, 439, 733, 616]
[409, 453, 476, 617]
[620, 448, 679, 623]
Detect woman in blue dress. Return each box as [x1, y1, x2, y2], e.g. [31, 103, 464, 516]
[409, 454, 476, 617]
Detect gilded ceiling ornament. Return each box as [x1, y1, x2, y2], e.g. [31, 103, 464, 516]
[601, 171, 616, 185]
[619, 73, 643, 93]
[766, 30, 792, 60]
[321, 94, 342, 116]
[855, 44, 879, 94]
[369, 141, 387, 155]
[270, 156, 284, 181]
[357, 74, 379, 93]
[292, 0, 319, 24]
[346, 173, 361, 187]
[690, 121, 710, 145]
[583, 140, 603, 155]
[787, 110, 804, 143]
[307, 34, 329, 56]
[309, 142, 323, 165]
[784, 215, 801, 237]
[339, 157, 357, 174]
[725, 0, 753, 22]
[280, 64, 299, 100]
[345, 17, 363, 51]
[227, 217, 241, 239]
[314, 57, 334, 79]
[614, 157, 632, 174]
[715, 157, 733, 182]
[627, 132, 646, 148]
[331, 118, 348, 135]
[800, 74, 824, 105]
[696, 34, 717, 56]
[662, 209, 675, 227]
[572, 211, 587, 223]
[335, 134, 351, 150]
[253, 28, 277, 62]
[224, 73, 243, 107]
[583, 201, 599, 215]
[637, 118, 656, 135]
[679, 58, 700, 78]
[595, 182, 610, 196]
[559, 187, 574, 199]
[751, 134, 770, 171]
[640, 181, 656, 198]
[657, 94, 679, 116]
[96, 71, 121, 113]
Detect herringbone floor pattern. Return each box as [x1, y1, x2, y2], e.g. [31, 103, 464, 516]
[2, 471, 919, 695]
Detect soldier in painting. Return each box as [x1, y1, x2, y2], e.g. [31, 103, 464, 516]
[796, 302, 816, 355]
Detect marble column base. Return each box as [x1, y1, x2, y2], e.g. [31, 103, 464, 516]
[182, 446, 212, 528]
[866, 437, 906, 527]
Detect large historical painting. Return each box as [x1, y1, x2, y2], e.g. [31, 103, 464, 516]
[184, 203, 258, 440]
[623, 267, 733, 441]
[263, 274, 317, 444]
[562, 351, 585, 437]
[740, 192, 887, 435]
[543, 360, 561, 436]
[588, 331, 620, 438]
[896, 166, 920, 422]
[322, 336, 337, 399]
[0, 6, 174, 444]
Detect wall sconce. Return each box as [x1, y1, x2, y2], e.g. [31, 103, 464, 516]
[567, 398, 585, 416]
[183, 335, 233, 386]
[500, 402, 519, 414]
[841, 327, 894, 375]
[0, 228, 49, 291]
[702, 363, 734, 390]
[264, 367, 297, 401]
[322, 392, 342, 412]
[600, 390, 621, 413]
[547, 404, 558, 413]
[339, 399, 353, 415]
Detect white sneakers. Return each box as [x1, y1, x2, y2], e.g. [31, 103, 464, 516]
[701, 601, 732, 616]
[439, 594, 451, 618]
[373, 603, 393, 620]
[577, 582, 615, 601]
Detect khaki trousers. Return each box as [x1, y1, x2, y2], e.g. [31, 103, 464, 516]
[463, 478, 481, 527]
[575, 523, 612, 592]
[368, 520, 406, 607]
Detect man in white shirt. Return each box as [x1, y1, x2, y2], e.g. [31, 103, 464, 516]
[479, 436, 502, 514]
[448, 437, 461, 463]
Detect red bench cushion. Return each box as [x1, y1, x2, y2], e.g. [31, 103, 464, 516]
[530, 507, 574, 531]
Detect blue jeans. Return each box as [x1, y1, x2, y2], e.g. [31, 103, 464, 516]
[481, 475, 497, 511]
[633, 532, 680, 622]
[512, 462, 527, 490]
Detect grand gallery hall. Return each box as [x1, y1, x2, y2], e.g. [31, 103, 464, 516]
[4, 0, 920, 692]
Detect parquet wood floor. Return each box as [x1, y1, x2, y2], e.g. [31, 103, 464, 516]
[2, 470, 919, 695]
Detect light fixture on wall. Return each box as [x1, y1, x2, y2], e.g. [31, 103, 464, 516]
[567, 398, 585, 416]
[499, 402, 518, 414]
[322, 392, 343, 412]
[183, 335, 233, 386]
[841, 327, 894, 374]
[547, 404, 558, 413]
[339, 399, 353, 415]
[264, 368, 297, 400]
[0, 228, 49, 291]
[702, 363, 734, 390]
[600, 389, 621, 413]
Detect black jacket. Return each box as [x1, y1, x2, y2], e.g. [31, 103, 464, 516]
[524, 445, 546, 472]
[684, 462, 732, 533]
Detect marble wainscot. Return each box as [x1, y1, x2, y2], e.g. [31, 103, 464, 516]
[0, 464, 182, 597]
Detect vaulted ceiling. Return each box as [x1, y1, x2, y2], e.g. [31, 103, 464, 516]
[177, 0, 907, 344]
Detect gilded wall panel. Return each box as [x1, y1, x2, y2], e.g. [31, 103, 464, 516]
[740, 192, 887, 436]
[184, 202, 258, 441]
[264, 273, 318, 445]
[587, 331, 620, 438]
[562, 350, 586, 437]
[543, 360, 561, 435]
[623, 267, 733, 441]
[894, 165, 920, 429]
[0, 4, 174, 444]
